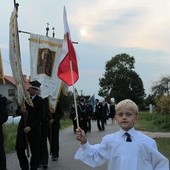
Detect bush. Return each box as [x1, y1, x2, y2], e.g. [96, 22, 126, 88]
[156, 95, 170, 114]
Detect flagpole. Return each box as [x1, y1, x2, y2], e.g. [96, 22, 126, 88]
[70, 60, 79, 128]
[13, 0, 16, 7]
[11, 1, 30, 157]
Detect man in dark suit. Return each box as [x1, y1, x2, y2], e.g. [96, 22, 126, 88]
[70, 101, 77, 133]
[78, 98, 88, 134]
[95, 99, 105, 131]
[47, 99, 64, 161]
[0, 94, 9, 170]
[38, 97, 49, 169]
[15, 80, 45, 170]
[85, 102, 93, 133]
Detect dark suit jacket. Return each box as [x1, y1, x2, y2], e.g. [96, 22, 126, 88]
[0, 94, 8, 144]
[16, 95, 45, 136]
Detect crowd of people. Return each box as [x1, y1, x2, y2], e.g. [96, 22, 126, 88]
[70, 97, 116, 134]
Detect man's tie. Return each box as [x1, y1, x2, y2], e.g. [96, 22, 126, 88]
[124, 132, 132, 142]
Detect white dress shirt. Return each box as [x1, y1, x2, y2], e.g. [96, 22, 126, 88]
[75, 128, 169, 170]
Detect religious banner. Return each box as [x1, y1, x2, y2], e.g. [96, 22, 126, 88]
[29, 34, 64, 112]
[9, 7, 32, 106]
[0, 48, 5, 84]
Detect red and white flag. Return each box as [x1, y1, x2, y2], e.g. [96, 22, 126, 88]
[57, 6, 79, 86]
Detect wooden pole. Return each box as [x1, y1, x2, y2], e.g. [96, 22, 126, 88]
[13, 0, 16, 7]
[14, 0, 19, 11]
[70, 60, 79, 128]
[23, 111, 30, 157]
[12, 1, 30, 157]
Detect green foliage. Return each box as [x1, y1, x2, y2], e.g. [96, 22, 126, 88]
[152, 76, 170, 97]
[144, 94, 156, 106]
[98, 53, 145, 104]
[155, 95, 170, 114]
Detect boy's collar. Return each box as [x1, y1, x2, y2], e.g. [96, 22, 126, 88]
[119, 127, 135, 136]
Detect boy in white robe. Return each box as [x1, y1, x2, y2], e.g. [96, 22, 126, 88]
[75, 99, 169, 170]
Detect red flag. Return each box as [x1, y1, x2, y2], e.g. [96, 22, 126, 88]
[57, 6, 79, 86]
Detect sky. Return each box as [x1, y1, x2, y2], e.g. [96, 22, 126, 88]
[1, 0, 170, 99]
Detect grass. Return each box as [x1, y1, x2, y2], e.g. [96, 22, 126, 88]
[135, 111, 170, 132]
[155, 138, 170, 159]
[3, 124, 18, 153]
[135, 111, 170, 159]
[60, 119, 72, 129]
[3, 119, 72, 153]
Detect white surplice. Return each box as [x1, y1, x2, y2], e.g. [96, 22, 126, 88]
[75, 128, 169, 170]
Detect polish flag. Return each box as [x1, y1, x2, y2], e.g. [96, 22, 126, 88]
[57, 6, 79, 86]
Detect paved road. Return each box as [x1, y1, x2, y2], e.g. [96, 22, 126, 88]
[6, 120, 170, 170]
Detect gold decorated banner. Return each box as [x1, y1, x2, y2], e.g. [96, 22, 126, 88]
[9, 7, 32, 106]
[0, 48, 4, 84]
[29, 34, 66, 112]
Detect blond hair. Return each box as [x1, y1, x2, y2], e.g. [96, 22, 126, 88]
[115, 99, 138, 115]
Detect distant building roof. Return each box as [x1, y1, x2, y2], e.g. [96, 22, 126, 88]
[4, 75, 30, 89]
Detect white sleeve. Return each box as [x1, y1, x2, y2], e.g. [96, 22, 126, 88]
[142, 143, 169, 170]
[151, 148, 169, 170]
[75, 139, 109, 168]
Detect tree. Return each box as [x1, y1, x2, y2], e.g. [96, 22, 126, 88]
[152, 76, 170, 97]
[98, 53, 145, 105]
[144, 94, 156, 106]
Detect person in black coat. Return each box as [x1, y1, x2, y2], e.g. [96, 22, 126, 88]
[78, 98, 88, 134]
[38, 98, 49, 169]
[47, 100, 64, 161]
[85, 102, 93, 133]
[0, 94, 9, 170]
[15, 80, 45, 170]
[108, 100, 116, 124]
[70, 101, 77, 133]
[95, 99, 105, 131]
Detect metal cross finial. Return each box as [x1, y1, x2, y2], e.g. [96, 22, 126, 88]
[52, 27, 55, 38]
[46, 23, 50, 36]
[14, 0, 19, 11]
